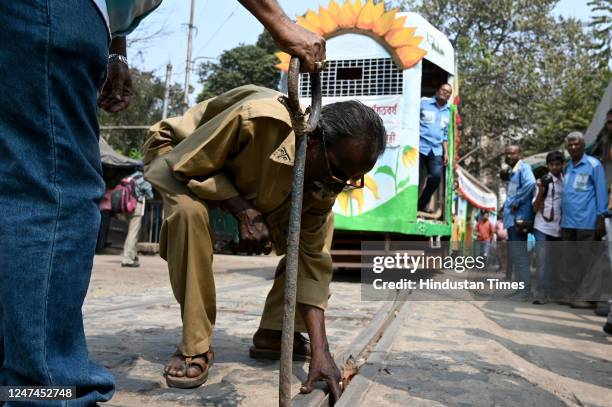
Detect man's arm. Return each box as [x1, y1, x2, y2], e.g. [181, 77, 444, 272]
[593, 164, 608, 238]
[442, 111, 450, 165]
[221, 195, 271, 254]
[512, 165, 536, 209]
[238, 0, 325, 72]
[298, 304, 342, 402]
[442, 141, 448, 166]
[98, 36, 133, 113]
[532, 183, 545, 213]
[278, 198, 342, 401]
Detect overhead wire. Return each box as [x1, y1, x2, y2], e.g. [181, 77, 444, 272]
[192, 4, 240, 59]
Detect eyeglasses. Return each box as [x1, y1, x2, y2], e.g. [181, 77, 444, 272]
[320, 132, 364, 191]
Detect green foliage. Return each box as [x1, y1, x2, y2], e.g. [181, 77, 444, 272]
[196, 31, 280, 102]
[397, 0, 610, 174]
[587, 0, 612, 69]
[255, 30, 277, 54]
[129, 148, 143, 160]
[99, 68, 183, 156]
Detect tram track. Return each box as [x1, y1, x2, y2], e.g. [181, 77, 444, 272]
[84, 268, 410, 406]
[293, 291, 410, 407]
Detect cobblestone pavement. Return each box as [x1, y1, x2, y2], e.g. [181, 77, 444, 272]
[86, 254, 379, 406]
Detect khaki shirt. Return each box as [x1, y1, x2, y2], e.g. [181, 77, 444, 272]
[144, 85, 335, 298]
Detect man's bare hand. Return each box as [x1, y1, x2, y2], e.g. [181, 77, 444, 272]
[98, 60, 133, 113]
[237, 0, 325, 72]
[237, 208, 271, 255]
[300, 349, 343, 402]
[273, 22, 326, 72]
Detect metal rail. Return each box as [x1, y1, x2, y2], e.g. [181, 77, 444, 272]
[279, 57, 322, 407]
[292, 291, 409, 407]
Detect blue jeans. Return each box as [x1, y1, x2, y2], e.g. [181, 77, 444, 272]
[418, 152, 444, 210]
[507, 227, 531, 293]
[0, 1, 114, 405]
[533, 229, 561, 298]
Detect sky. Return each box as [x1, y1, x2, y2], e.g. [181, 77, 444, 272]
[127, 0, 596, 101]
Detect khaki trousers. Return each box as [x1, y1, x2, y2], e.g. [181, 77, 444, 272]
[122, 201, 144, 263]
[149, 158, 331, 357]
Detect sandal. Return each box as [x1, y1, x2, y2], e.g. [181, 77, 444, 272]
[249, 333, 311, 361]
[164, 349, 214, 389]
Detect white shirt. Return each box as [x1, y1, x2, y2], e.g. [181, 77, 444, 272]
[533, 174, 563, 237]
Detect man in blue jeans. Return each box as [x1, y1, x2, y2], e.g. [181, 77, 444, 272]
[503, 145, 536, 299]
[0, 1, 327, 405]
[0, 2, 115, 405]
[418, 83, 452, 212]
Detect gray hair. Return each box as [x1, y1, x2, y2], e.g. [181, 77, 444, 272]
[565, 131, 584, 144]
[318, 100, 387, 158]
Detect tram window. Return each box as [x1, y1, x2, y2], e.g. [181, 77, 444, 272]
[337, 67, 363, 80]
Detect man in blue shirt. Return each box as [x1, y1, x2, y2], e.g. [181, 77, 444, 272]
[562, 132, 608, 237]
[418, 83, 452, 212]
[559, 131, 608, 308]
[503, 145, 536, 299]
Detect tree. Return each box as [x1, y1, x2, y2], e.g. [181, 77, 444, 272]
[196, 31, 279, 102]
[99, 68, 184, 157]
[587, 0, 612, 69]
[396, 0, 610, 185]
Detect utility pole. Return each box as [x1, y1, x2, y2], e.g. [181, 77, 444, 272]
[183, 0, 196, 112]
[162, 62, 173, 119]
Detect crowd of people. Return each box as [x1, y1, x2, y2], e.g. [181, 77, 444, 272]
[497, 114, 612, 335]
[470, 118, 611, 336]
[500, 130, 609, 303]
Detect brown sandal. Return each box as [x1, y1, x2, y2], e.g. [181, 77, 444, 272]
[164, 349, 214, 389]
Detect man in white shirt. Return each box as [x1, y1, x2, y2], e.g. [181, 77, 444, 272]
[532, 151, 564, 304]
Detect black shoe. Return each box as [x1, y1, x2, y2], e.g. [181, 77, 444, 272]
[532, 299, 550, 305]
[603, 322, 612, 335]
[594, 307, 610, 317]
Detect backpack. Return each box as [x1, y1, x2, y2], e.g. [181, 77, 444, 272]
[110, 177, 138, 215]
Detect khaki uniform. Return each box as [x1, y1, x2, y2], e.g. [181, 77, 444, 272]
[143, 85, 335, 356]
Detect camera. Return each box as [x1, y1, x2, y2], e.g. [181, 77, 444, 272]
[540, 173, 553, 188]
[499, 165, 511, 181]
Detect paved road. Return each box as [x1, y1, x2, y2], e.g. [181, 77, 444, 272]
[86, 254, 612, 406]
[355, 301, 612, 407]
[86, 254, 379, 406]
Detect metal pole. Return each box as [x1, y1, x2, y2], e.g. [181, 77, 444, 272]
[279, 57, 322, 407]
[183, 0, 196, 111]
[162, 62, 173, 119]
